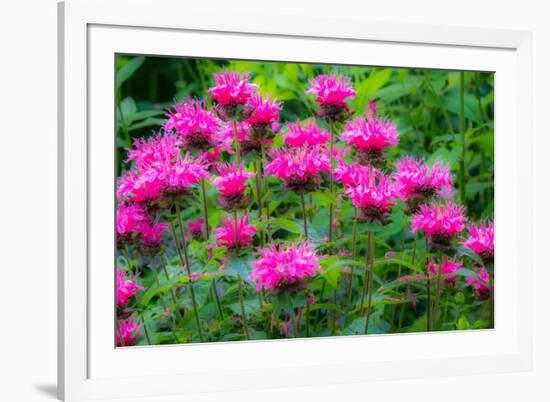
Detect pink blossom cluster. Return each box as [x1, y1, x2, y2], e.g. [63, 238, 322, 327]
[116, 268, 144, 307]
[250, 241, 321, 291]
[283, 120, 330, 147]
[427, 257, 463, 283]
[394, 157, 452, 200]
[463, 221, 494, 264]
[466, 268, 491, 299]
[116, 318, 141, 347]
[116, 202, 148, 239]
[334, 161, 373, 188]
[213, 163, 255, 198]
[341, 116, 399, 152]
[344, 168, 400, 222]
[306, 75, 356, 107]
[245, 94, 282, 130]
[208, 71, 257, 106]
[214, 214, 257, 249]
[164, 99, 225, 151]
[187, 217, 204, 238]
[265, 146, 330, 186]
[411, 202, 467, 240]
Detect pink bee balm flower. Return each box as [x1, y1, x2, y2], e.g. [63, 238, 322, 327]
[116, 268, 144, 307]
[344, 168, 399, 224]
[463, 221, 494, 266]
[219, 122, 270, 155]
[412, 202, 467, 250]
[341, 116, 399, 165]
[214, 214, 256, 249]
[334, 161, 373, 188]
[126, 133, 182, 171]
[208, 71, 257, 106]
[265, 146, 331, 193]
[116, 318, 141, 347]
[116, 202, 148, 245]
[466, 267, 491, 300]
[139, 219, 169, 254]
[164, 99, 222, 151]
[245, 94, 282, 133]
[306, 75, 356, 122]
[213, 163, 255, 211]
[306, 75, 356, 107]
[188, 217, 204, 238]
[250, 241, 322, 292]
[394, 157, 453, 213]
[283, 120, 330, 147]
[427, 257, 463, 283]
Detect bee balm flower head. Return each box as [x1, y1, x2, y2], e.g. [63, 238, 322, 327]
[394, 157, 453, 214]
[412, 202, 467, 250]
[341, 116, 399, 166]
[116, 318, 141, 347]
[209, 71, 257, 121]
[306, 75, 356, 121]
[283, 120, 330, 147]
[427, 257, 463, 284]
[188, 217, 205, 240]
[164, 99, 222, 151]
[116, 202, 148, 246]
[250, 241, 321, 293]
[116, 268, 144, 307]
[344, 167, 399, 224]
[466, 268, 491, 300]
[214, 214, 256, 250]
[213, 163, 255, 211]
[463, 221, 494, 266]
[265, 146, 331, 194]
[245, 94, 282, 137]
[138, 219, 169, 255]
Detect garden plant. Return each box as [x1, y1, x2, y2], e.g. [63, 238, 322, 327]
[115, 56, 494, 346]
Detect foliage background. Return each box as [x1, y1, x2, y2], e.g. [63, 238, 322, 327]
[116, 55, 494, 343]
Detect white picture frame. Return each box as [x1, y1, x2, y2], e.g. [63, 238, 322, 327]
[58, 0, 533, 400]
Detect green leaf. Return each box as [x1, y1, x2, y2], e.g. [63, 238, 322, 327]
[371, 76, 422, 103]
[119, 97, 137, 118]
[140, 275, 189, 305]
[224, 256, 252, 280]
[457, 315, 471, 330]
[128, 117, 166, 131]
[256, 218, 302, 234]
[116, 57, 145, 88]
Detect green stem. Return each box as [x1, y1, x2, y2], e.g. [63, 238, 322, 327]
[233, 210, 239, 248]
[431, 251, 444, 331]
[141, 316, 152, 345]
[211, 278, 224, 321]
[328, 123, 335, 242]
[159, 254, 178, 308]
[300, 193, 308, 240]
[459, 72, 466, 204]
[233, 120, 241, 165]
[200, 178, 210, 240]
[174, 204, 204, 343]
[331, 288, 338, 335]
[316, 278, 327, 327]
[489, 271, 494, 328]
[238, 276, 250, 340]
[254, 160, 264, 247]
[346, 207, 359, 311]
[364, 231, 375, 334]
[305, 292, 310, 337]
[124, 245, 134, 275]
[443, 290, 450, 327]
[426, 239, 431, 332]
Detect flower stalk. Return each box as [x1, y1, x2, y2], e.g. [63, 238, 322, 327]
[364, 231, 375, 334]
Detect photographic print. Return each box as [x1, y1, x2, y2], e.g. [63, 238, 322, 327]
[115, 55, 494, 347]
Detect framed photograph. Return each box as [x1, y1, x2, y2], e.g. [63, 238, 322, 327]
[58, 0, 533, 400]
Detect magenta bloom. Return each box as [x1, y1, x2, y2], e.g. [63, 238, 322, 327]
[164, 99, 223, 151]
[245, 94, 281, 133]
[126, 133, 182, 170]
[116, 268, 144, 307]
[428, 257, 463, 283]
[139, 219, 169, 252]
[116, 202, 148, 244]
[188, 217, 204, 238]
[250, 241, 321, 292]
[463, 221, 494, 265]
[208, 71, 257, 106]
[265, 146, 331, 193]
[412, 202, 467, 249]
[341, 116, 399, 165]
[283, 120, 330, 147]
[214, 214, 256, 249]
[116, 318, 141, 347]
[466, 268, 491, 300]
[344, 168, 399, 224]
[394, 157, 452, 213]
[334, 161, 373, 188]
[213, 163, 254, 198]
[306, 75, 356, 107]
